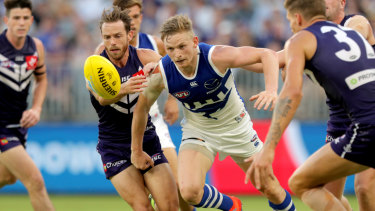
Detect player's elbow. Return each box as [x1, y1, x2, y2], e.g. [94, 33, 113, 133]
[261, 49, 277, 61]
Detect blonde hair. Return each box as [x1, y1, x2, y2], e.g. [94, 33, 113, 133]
[160, 15, 194, 41]
[284, 0, 326, 20]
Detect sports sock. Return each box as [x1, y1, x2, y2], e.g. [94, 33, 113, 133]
[195, 184, 233, 210]
[269, 189, 296, 211]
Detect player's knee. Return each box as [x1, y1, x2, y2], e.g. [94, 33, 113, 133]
[355, 183, 372, 198]
[179, 183, 202, 204]
[288, 173, 305, 197]
[23, 173, 45, 193]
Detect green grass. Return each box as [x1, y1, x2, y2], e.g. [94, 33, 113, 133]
[0, 194, 359, 211]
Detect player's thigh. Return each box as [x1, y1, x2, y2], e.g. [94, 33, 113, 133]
[178, 147, 213, 188]
[291, 144, 368, 190]
[110, 165, 149, 205]
[163, 147, 178, 180]
[144, 163, 178, 208]
[0, 145, 42, 184]
[0, 161, 16, 185]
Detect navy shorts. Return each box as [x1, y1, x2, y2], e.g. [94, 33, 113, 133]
[330, 123, 375, 168]
[97, 135, 168, 179]
[0, 127, 28, 153]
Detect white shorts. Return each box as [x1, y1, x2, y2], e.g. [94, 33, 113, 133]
[150, 110, 176, 149]
[179, 110, 263, 163]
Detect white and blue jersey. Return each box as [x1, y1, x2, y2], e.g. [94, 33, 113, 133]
[160, 43, 248, 127]
[159, 42, 261, 161]
[0, 29, 39, 127]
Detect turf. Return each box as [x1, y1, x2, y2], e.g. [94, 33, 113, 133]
[0, 194, 359, 211]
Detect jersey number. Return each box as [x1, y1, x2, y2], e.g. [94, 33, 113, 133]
[321, 25, 375, 62]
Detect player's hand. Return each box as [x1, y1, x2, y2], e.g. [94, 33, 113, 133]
[249, 90, 277, 111]
[20, 108, 41, 128]
[244, 148, 276, 190]
[131, 150, 154, 170]
[164, 96, 179, 125]
[143, 62, 158, 77]
[120, 75, 148, 95]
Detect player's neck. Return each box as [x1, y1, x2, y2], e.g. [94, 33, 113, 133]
[6, 31, 26, 50]
[179, 54, 198, 77]
[308, 15, 326, 26]
[129, 33, 139, 47]
[334, 12, 346, 25]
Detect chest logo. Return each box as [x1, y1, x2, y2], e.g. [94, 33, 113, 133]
[173, 91, 190, 99]
[26, 56, 38, 70]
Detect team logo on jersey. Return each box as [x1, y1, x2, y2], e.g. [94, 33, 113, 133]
[103, 164, 107, 172]
[173, 91, 190, 99]
[204, 78, 221, 94]
[26, 56, 38, 70]
[0, 138, 8, 146]
[190, 81, 198, 87]
[0, 60, 14, 68]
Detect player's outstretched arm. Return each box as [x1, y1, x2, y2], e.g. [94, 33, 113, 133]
[246, 31, 315, 189]
[164, 94, 179, 125]
[131, 66, 165, 170]
[20, 38, 47, 128]
[212, 45, 279, 110]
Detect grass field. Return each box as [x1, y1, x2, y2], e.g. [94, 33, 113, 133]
[0, 194, 359, 211]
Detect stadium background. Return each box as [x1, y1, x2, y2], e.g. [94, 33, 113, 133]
[1, 0, 375, 207]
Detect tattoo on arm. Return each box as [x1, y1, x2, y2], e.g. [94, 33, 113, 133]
[266, 97, 292, 147]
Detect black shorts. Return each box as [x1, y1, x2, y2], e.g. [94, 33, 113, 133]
[96, 135, 168, 179]
[0, 127, 28, 153]
[330, 123, 375, 168]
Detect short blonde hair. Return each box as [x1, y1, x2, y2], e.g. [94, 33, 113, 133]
[160, 15, 194, 41]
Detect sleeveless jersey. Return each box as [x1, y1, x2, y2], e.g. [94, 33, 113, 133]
[0, 30, 39, 126]
[90, 45, 156, 143]
[304, 21, 375, 124]
[136, 32, 160, 115]
[326, 14, 357, 134]
[159, 43, 248, 129]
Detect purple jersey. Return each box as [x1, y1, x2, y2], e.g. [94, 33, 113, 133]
[89, 45, 156, 144]
[0, 30, 39, 127]
[137, 32, 158, 51]
[326, 15, 364, 137]
[304, 21, 375, 125]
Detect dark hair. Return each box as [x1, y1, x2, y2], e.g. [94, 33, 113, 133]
[113, 0, 143, 11]
[284, 0, 326, 20]
[99, 6, 132, 33]
[4, 0, 32, 15]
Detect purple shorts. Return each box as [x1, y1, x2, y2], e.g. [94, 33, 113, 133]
[0, 127, 27, 153]
[330, 123, 375, 168]
[97, 135, 168, 179]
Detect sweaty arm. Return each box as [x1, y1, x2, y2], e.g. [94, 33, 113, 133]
[212, 45, 279, 110]
[131, 67, 165, 169]
[20, 38, 47, 128]
[245, 31, 315, 188]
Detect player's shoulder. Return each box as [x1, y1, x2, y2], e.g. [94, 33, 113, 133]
[32, 37, 44, 49]
[136, 48, 161, 65]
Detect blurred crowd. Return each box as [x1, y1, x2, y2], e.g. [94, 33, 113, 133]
[0, 0, 375, 121]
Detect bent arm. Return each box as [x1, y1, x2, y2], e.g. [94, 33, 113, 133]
[345, 15, 375, 45]
[32, 38, 48, 114]
[132, 72, 165, 152]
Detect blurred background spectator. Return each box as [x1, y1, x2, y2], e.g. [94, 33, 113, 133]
[1, 0, 374, 122]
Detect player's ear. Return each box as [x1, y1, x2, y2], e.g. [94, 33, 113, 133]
[3, 16, 8, 25]
[128, 29, 134, 41]
[193, 36, 199, 48]
[296, 13, 303, 27]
